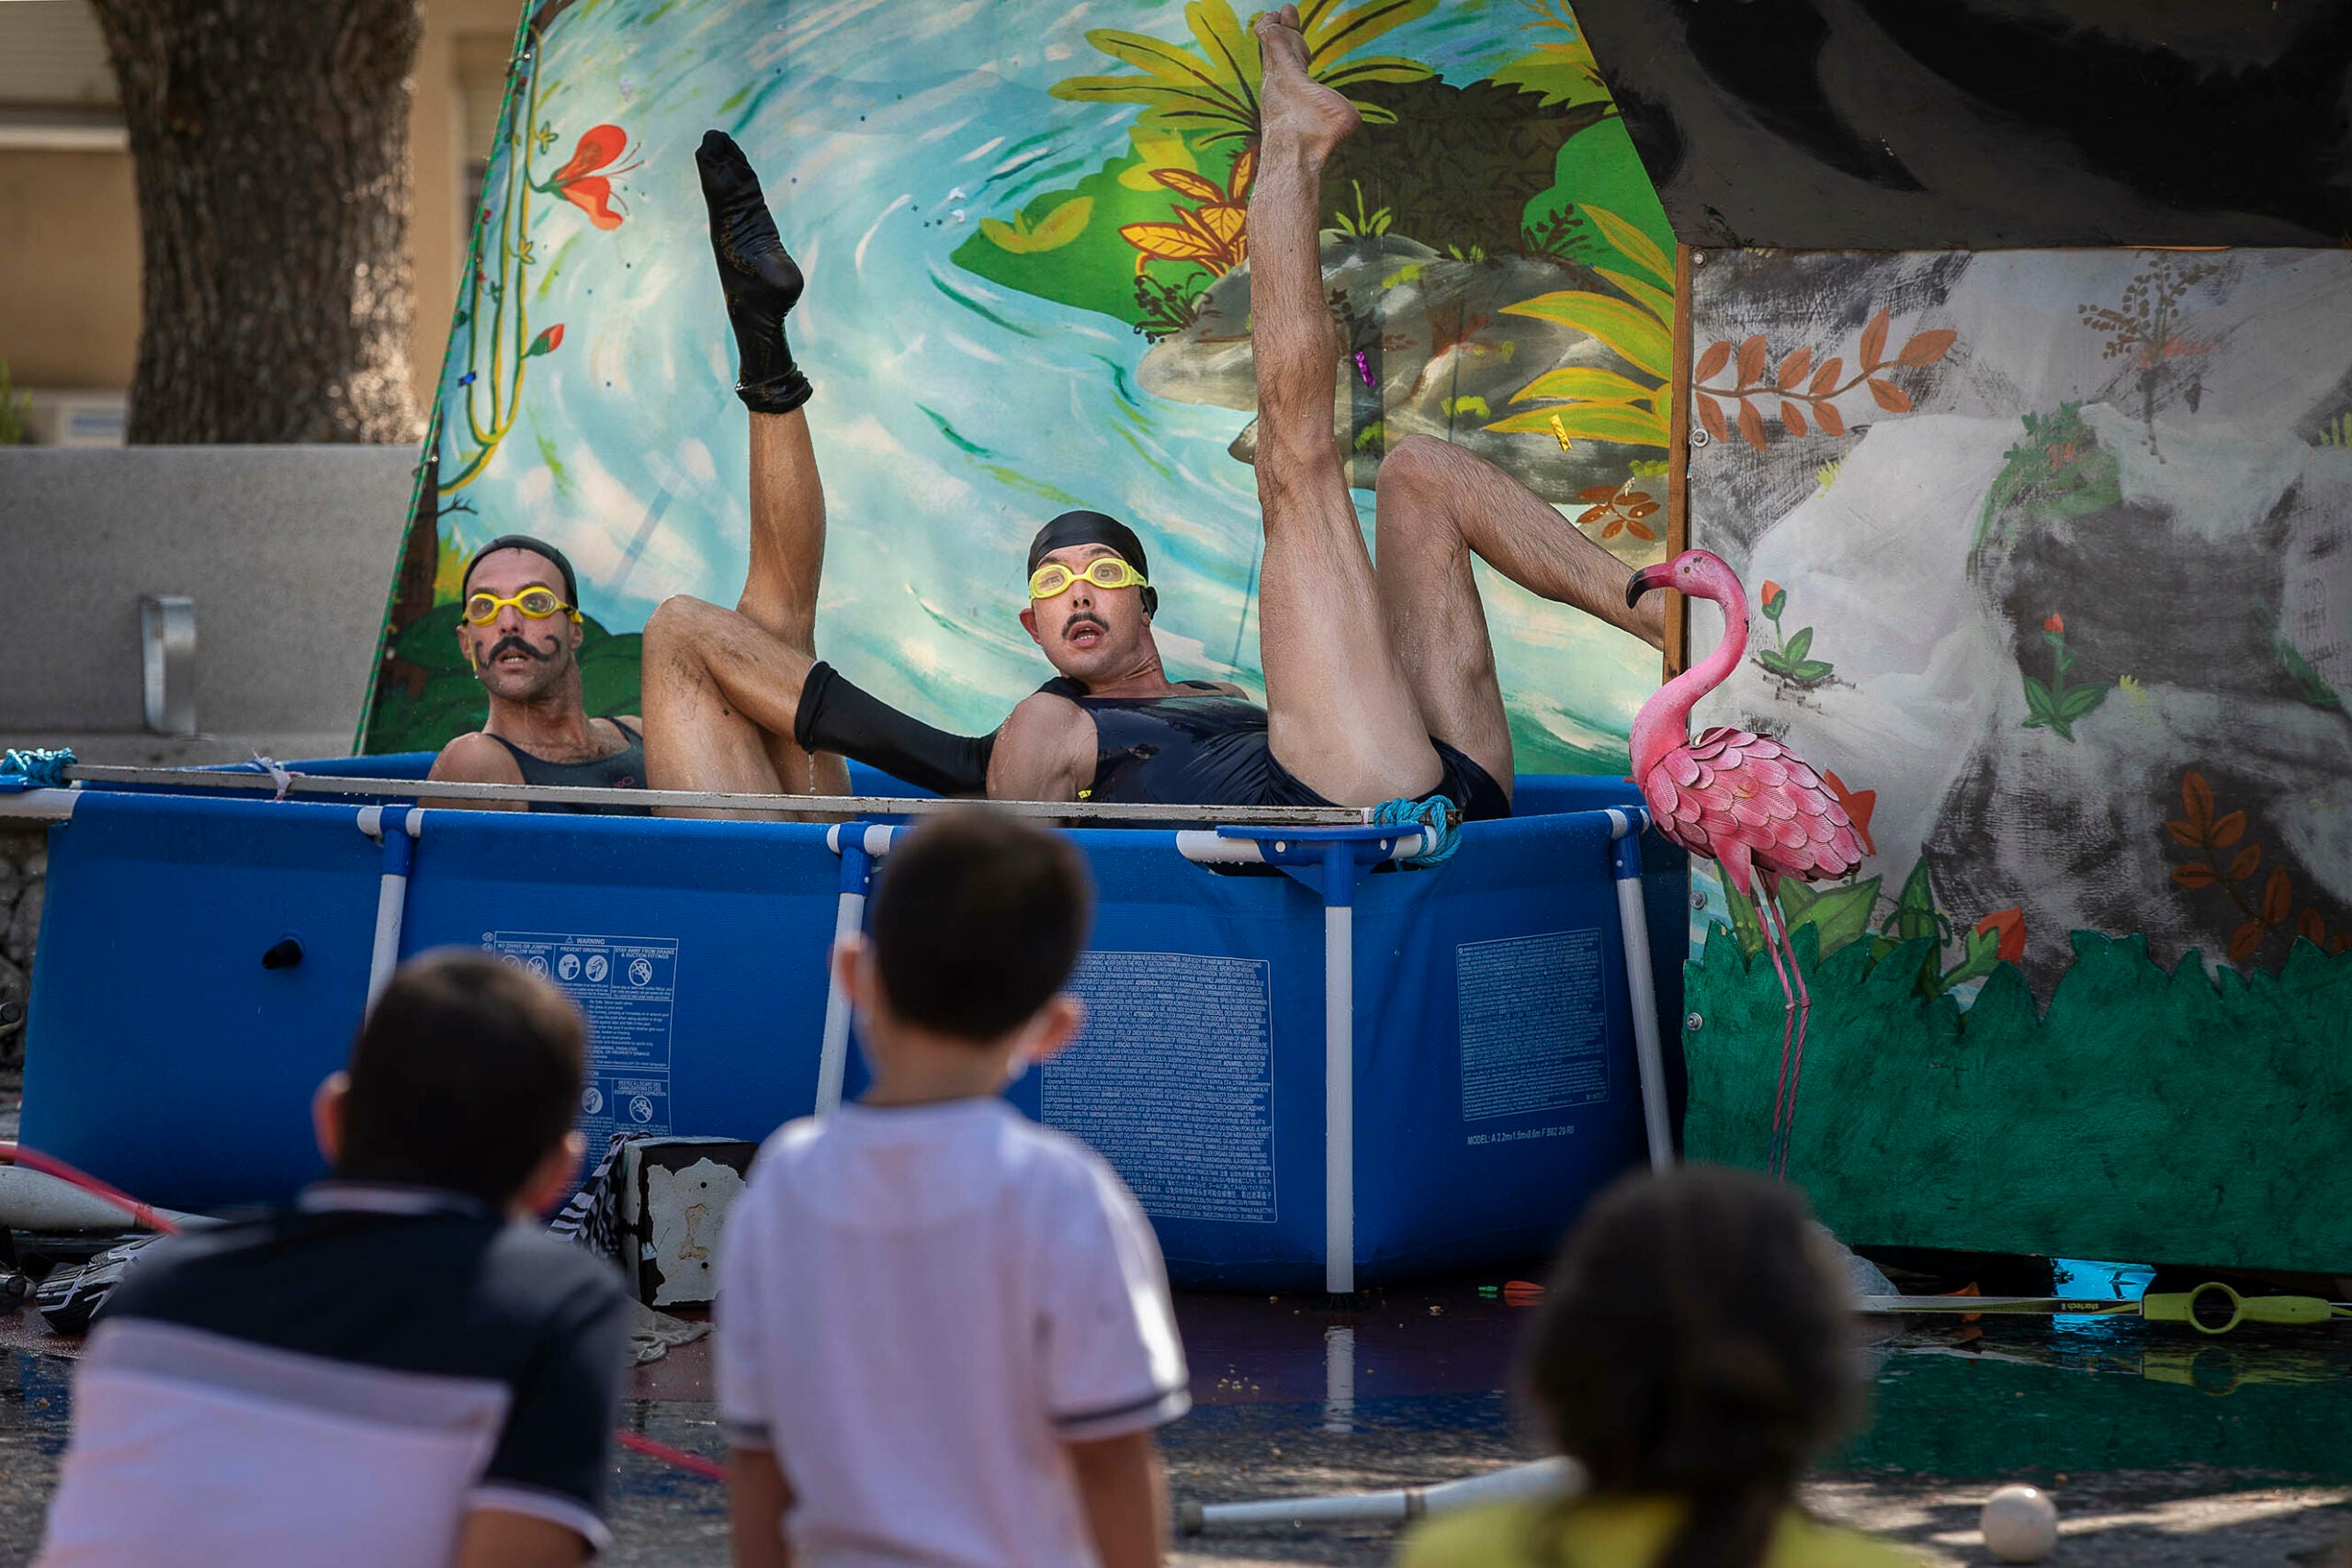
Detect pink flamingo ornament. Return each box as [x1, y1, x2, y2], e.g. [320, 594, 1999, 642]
[1626, 549, 1864, 1179]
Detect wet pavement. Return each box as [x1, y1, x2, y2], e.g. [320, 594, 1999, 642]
[0, 1273, 2346, 1565]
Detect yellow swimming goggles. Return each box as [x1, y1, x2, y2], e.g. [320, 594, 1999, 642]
[462, 587, 582, 625]
[1028, 556, 1150, 600]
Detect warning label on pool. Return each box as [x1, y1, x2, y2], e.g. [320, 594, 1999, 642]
[1043, 951, 1276, 1224]
[1456, 929, 1607, 1123]
[483, 931, 678, 1146]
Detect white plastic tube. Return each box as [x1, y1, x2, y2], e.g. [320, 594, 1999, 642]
[1179, 1455, 1581, 1533]
[0, 1166, 206, 1234]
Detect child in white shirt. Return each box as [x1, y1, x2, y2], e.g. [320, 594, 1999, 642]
[718, 811, 1190, 1568]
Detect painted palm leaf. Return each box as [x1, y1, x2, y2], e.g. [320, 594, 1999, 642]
[1501, 290, 1671, 381]
[1485, 403, 1670, 446]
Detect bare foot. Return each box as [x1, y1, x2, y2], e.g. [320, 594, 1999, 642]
[1253, 6, 1359, 156]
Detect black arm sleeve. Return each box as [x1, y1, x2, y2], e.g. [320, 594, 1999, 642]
[793, 660, 998, 797]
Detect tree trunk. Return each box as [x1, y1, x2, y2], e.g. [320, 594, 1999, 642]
[92, 0, 424, 444]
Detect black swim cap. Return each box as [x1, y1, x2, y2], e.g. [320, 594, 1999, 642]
[1026, 510, 1157, 616]
[461, 534, 580, 608]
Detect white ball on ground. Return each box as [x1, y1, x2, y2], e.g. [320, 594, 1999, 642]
[1980, 1483, 2059, 1562]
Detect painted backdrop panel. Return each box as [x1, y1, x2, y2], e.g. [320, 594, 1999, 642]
[1675, 247, 2352, 1271]
[361, 0, 1676, 773]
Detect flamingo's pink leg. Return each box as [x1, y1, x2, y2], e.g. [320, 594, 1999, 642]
[1779, 900, 1815, 1179]
[1751, 889, 1799, 1178]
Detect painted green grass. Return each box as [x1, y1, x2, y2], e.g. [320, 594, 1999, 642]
[1684, 925, 2352, 1274]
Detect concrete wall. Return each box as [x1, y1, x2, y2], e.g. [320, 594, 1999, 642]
[0, 446, 413, 760]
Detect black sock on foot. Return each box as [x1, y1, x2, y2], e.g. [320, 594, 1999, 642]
[696, 130, 812, 414]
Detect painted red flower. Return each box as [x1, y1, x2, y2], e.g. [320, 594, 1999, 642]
[546, 124, 635, 231]
[525, 323, 564, 357]
[1823, 770, 1875, 856]
[2043, 612, 2064, 634]
[1974, 906, 2026, 963]
[1759, 580, 1786, 617]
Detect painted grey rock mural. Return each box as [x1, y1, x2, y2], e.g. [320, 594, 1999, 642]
[1684, 248, 2352, 994]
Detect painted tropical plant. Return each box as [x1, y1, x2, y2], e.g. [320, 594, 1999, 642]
[1487, 205, 1671, 450]
[1973, 402, 2121, 564]
[1489, 0, 1614, 111]
[1120, 147, 1256, 281]
[2021, 612, 2109, 741]
[1050, 0, 1437, 144]
[1752, 580, 1835, 687]
[1692, 311, 1955, 454]
[439, 104, 636, 495]
[2165, 770, 2350, 964]
[1867, 854, 2021, 998]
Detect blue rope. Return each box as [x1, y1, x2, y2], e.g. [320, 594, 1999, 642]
[0, 748, 75, 791]
[1374, 794, 1460, 865]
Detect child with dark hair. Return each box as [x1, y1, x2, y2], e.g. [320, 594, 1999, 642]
[1400, 1166, 1917, 1568]
[36, 950, 631, 1568]
[719, 809, 1190, 1568]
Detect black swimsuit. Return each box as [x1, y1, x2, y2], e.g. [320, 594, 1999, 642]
[485, 717, 650, 815]
[1040, 679, 1511, 820]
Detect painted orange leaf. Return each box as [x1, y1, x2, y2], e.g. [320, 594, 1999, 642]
[1695, 340, 1731, 381]
[1899, 328, 1958, 366]
[1778, 345, 1812, 389]
[1696, 393, 1728, 444]
[1736, 400, 1767, 452]
[2182, 771, 2213, 828]
[1152, 167, 1225, 202]
[1816, 401, 1846, 437]
[2164, 819, 2202, 847]
[1823, 770, 1876, 855]
[1736, 335, 1767, 386]
[2172, 863, 2218, 888]
[2297, 908, 2327, 943]
[1809, 356, 1842, 396]
[2209, 810, 2246, 847]
[1577, 486, 1619, 502]
[2229, 844, 2261, 880]
[2262, 867, 2292, 924]
[1860, 310, 1890, 367]
[2228, 921, 2265, 964]
[1868, 378, 1912, 412]
[1781, 400, 1808, 436]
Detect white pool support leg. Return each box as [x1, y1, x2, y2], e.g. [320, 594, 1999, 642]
[1179, 1455, 1582, 1533]
[1606, 808, 1673, 1171]
[357, 807, 421, 1010]
[1324, 896, 1354, 1295]
[818, 825, 897, 1117]
[1175, 827, 1428, 1300]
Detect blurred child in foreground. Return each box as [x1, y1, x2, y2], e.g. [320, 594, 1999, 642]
[1400, 1165, 1919, 1568]
[718, 811, 1189, 1568]
[36, 952, 629, 1568]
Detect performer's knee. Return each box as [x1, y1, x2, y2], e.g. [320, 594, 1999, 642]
[1375, 433, 1458, 508]
[644, 594, 719, 666]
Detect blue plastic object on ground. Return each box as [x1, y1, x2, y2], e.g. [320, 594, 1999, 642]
[18, 760, 1685, 1289]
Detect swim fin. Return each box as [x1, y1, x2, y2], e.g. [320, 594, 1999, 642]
[695, 130, 812, 414]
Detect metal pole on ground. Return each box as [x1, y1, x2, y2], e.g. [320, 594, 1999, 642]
[1607, 808, 1673, 1170]
[818, 823, 895, 1117]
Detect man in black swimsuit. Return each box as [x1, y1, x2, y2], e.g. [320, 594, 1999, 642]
[426, 535, 649, 813]
[643, 20, 1660, 818]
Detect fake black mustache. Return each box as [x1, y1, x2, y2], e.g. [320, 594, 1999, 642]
[486, 635, 559, 664]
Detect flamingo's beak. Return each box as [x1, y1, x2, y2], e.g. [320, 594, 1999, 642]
[1625, 564, 1669, 608]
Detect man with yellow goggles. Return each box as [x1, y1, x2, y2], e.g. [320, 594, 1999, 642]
[422, 534, 648, 814]
[460, 587, 583, 626]
[1026, 557, 1149, 601]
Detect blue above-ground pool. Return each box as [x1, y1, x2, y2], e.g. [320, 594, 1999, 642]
[7, 759, 1685, 1291]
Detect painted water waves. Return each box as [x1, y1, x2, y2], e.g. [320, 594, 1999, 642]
[363, 0, 1677, 774]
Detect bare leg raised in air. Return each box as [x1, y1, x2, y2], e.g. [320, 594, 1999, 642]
[640, 131, 850, 816]
[1250, 6, 1665, 806]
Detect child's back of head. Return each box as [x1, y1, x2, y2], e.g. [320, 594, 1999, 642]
[338, 948, 587, 1206]
[867, 809, 1094, 1042]
[1522, 1165, 1861, 1568]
